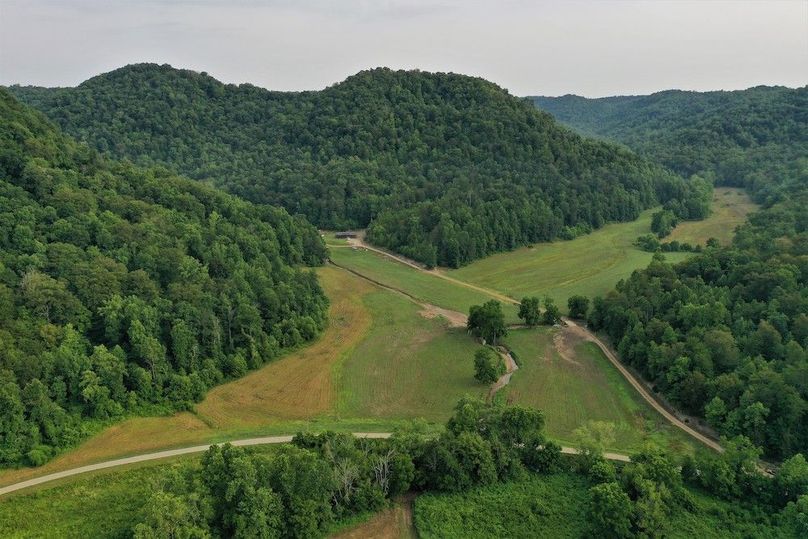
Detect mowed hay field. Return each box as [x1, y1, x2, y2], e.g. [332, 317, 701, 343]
[337, 290, 487, 422]
[504, 328, 694, 454]
[330, 246, 521, 323]
[667, 187, 758, 245]
[446, 209, 691, 311]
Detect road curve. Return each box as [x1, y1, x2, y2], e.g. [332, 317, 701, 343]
[0, 433, 629, 497]
[0, 433, 390, 498]
[341, 235, 722, 453]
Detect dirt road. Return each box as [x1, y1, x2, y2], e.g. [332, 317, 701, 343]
[0, 433, 631, 497]
[343, 235, 723, 453]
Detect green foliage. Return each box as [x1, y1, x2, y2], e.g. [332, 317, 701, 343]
[473, 348, 502, 384]
[589, 481, 633, 538]
[517, 296, 541, 326]
[10, 64, 700, 267]
[541, 296, 561, 325]
[589, 181, 808, 458]
[566, 295, 590, 319]
[651, 209, 679, 238]
[533, 86, 808, 207]
[0, 89, 329, 466]
[467, 300, 507, 345]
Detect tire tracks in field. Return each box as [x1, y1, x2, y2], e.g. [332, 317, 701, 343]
[338, 236, 723, 454]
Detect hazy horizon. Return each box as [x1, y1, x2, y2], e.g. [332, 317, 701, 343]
[1, 0, 806, 97]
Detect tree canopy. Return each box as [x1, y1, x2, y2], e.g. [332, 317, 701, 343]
[0, 89, 329, 466]
[9, 64, 704, 267]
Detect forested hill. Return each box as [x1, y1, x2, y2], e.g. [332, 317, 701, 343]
[531, 86, 808, 205]
[0, 89, 328, 466]
[8, 64, 704, 268]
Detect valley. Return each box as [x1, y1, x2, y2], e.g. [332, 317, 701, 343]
[0, 35, 804, 536]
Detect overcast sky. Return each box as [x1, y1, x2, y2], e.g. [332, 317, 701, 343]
[1, 0, 806, 97]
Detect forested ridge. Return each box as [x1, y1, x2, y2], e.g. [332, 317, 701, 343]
[589, 176, 808, 459]
[532, 86, 808, 205]
[8, 63, 706, 268]
[0, 89, 328, 466]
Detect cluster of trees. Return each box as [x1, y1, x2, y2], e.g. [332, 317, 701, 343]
[517, 296, 562, 326]
[131, 398, 808, 538]
[533, 86, 808, 207]
[9, 64, 706, 267]
[0, 90, 329, 466]
[634, 234, 705, 253]
[132, 398, 562, 537]
[585, 437, 808, 538]
[588, 181, 808, 458]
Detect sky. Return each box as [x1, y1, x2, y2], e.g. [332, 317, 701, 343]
[0, 0, 806, 97]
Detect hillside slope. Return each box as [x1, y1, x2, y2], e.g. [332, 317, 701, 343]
[532, 86, 808, 205]
[0, 89, 328, 466]
[8, 64, 702, 267]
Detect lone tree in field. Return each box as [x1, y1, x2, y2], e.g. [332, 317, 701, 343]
[468, 300, 507, 345]
[473, 348, 503, 384]
[542, 296, 561, 325]
[518, 296, 542, 327]
[567, 295, 590, 320]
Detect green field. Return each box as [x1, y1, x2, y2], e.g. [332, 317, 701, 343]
[504, 329, 694, 454]
[412, 473, 792, 539]
[330, 246, 521, 323]
[337, 289, 488, 421]
[447, 209, 691, 311]
[668, 187, 758, 245]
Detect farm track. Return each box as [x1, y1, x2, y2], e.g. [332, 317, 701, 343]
[339, 236, 724, 454]
[0, 433, 629, 498]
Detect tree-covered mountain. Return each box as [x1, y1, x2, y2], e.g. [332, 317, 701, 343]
[531, 86, 808, 205]
[8, 64, 705, 268]
[0, 89, 328, 466]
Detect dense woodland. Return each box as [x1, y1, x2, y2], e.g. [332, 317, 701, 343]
[590, 181, 808, 459]
[0, 89, 328, 466]
[532, 86, 808, 205]
[8, 64, 709, 267]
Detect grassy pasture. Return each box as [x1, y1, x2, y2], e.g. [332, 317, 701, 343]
[504, 328, 694, 454]
[329, 246, 521, 323]
[337, 290, 487, 422]
[446, 209, 691, 311]
[667, 187, 757, 245]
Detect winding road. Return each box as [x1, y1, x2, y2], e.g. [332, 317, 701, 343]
[0, 433, 630, 498]
[340, 235, 723, 453]
[0, 236, 721, 498]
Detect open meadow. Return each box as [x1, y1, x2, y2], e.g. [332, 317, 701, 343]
[504, 329, 694, 454]
[667, 187, 758, 245]
[447, 209, 691, 311]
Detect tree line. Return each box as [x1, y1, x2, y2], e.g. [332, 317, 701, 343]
[131, 398, 808, 538]
[9, 64, 707, 267]
[0, 90, 329, 466]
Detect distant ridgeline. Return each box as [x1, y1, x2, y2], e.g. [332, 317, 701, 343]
[547, 88, 808, 459]
[8, 64, 707, 268]
[531, 86, 808, 206]
[0, 90, 328, 466]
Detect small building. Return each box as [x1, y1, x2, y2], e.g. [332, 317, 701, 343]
[335, 231, 358, 239]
